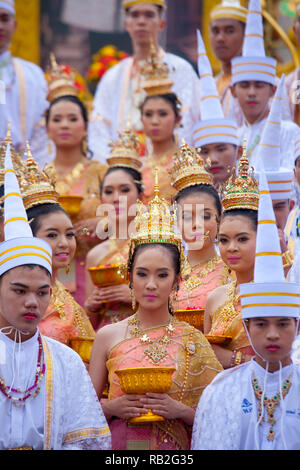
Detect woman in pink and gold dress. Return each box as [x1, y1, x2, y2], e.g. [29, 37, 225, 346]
[169, 141, 229, 317]
[89, 176, 222, 450]
[85, 129, 144, 331]
[204, 151, 258, 369]
[20, 149, 95, 365]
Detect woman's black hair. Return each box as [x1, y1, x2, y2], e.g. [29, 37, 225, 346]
[128, 242, 180, 277]
[45, 95, 93, 159]
[175, 184, 222, 218]
[26, 203, 69, 236]
[100, 166, 144, 196]
[141, 92, 181, 120]
[221, 208, 258, 231]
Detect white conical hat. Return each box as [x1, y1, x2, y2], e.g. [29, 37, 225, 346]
[255, 75, 293, 200]
[210, 0, 248, 23]
[231, 0, 277, 85]
[240, 170, 300, 319]
[0, 0, 15, 14]
[192, 29, 238, 148]
[0, 136, 52, 276]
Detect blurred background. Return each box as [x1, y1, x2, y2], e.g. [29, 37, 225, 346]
[10, 0, 300, 95]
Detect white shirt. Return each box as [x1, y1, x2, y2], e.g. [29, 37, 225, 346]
[0, 329, 111, 450]
[88, 51, 201, 162]
[192, 360, 300, 450]
[0, 50, 49, 166]
[237, 117, 300, 171]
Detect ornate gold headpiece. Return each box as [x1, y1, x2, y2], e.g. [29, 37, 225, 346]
[170, 141, 213, 193]
[128, 169, 185, 275]
[46, 53, 79, 103]
[0, 124, 24, 187]
[107, 128, 143, 172]
[19, 143, 59, 210]
[221, 140, 259, 212]
[141, 42, 174, 97]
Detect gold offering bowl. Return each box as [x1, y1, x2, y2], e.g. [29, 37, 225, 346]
[205, 334, 232, 346]
[88, 264, 127, 288]
[70, 336, 94, 363]
[115, 367, 176, 424]
[58, 195, 83, 218]
[175, 308, 204, 332]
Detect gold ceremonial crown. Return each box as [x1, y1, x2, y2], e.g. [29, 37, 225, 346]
[221, 140, 259, 212]
[19, 143, 59, 210]
[107, 128, 143, 172]
[170, 141, 213, 193]
[46, 53, 79, 103]
[141, 42, 174, 97]
[129, 169, 184, 274]
[0, 125, 24, 187]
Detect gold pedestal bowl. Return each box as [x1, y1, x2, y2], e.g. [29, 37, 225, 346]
[70, 336, 95, 363]
[175, 308, 204, 332]
[115, 366, 176, 424]
[58, 195, 83, 219]
[88, 264, 127, 304]
[205, 334, 232, 346]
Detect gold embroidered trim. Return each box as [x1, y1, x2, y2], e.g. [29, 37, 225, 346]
[63, 426, 111, 444]
[42, 337, 54, 451]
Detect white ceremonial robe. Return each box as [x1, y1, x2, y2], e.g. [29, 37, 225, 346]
[237, 117, 300, 171]
[88, 51, 201, 162]
[0, 330, 111, 450]
[191, 360, 300, 450]
[0, 50, 49, 166]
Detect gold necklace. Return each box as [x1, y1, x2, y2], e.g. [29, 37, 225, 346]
[50, 160, 88, 194]
[252, 372, 292, 441]
[128, 314, 177, 365]
[182, 254, 222, 292]
[146, 145, 177, 178]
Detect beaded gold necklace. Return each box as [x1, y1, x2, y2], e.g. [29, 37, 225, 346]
[181, 254, 222, 292]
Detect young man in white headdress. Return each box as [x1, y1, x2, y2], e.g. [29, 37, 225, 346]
[88, 0, 201, 162]
[254, 75, 296, 277]
[0, 1, 49, 166]
[209, 0, 247, 124]
[191, 170, 300, 450]
[230, 0, 297, 169]
[0, 133, 111, 450]
[192, 28, 241, 190]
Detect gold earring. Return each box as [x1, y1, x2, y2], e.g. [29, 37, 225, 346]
[130, 287, 136, 311]
[65, 264, 70, 275]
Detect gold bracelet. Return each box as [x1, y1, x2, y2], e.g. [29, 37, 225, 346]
[234, 351, 242, 366]
[282, 250, 294, 268]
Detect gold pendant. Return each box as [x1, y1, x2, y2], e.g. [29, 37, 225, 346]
[144, 342, 168, 365]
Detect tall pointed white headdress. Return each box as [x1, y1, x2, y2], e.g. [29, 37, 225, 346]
[0, 134, 52, 276]
[255, 75, 293, 200]
[231, 0, 277, 85]
[210, 0, 247, 23]
[192, 29, 238, 148]
[240, 170, 300, 319]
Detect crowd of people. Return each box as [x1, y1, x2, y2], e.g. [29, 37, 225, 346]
[1, 0, 300, 451]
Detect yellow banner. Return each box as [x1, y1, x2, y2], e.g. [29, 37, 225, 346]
[11, 0, 40, 65]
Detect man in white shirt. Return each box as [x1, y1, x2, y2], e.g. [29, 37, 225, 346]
[88, 0, 201, 162]
[0, 137, 111, 450]
[192, 171, 300, 450]
[0, 0, 49, 166]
